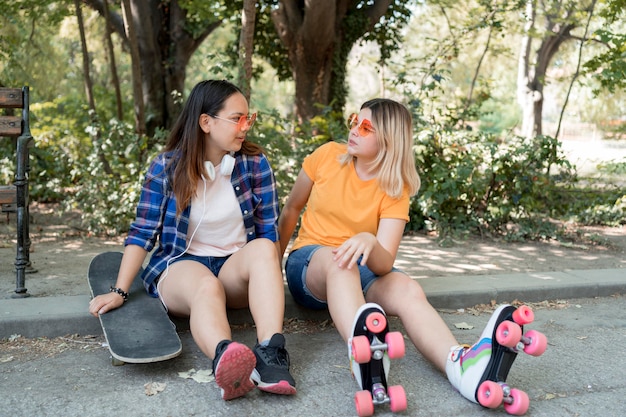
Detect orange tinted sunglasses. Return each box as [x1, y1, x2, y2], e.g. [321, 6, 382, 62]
[209, 112, 257, 131]
[347, 113, 375, 136]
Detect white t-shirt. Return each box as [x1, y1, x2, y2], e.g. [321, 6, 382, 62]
[187, 169, 247, 257]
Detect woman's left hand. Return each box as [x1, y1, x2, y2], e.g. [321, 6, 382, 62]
[332, 232, 378, 269]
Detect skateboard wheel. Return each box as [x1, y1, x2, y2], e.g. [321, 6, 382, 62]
[111, 357, 125, 366]
[352, 335, 372, 363]
[522, 329, 547, 356]
[496, 320, 522, 348]
[385, 331, 405, 359]
[365, 311, 387, 333]
[388, 385, 407, 413]
[512, 305, 534, 325]
[355, 390, 374, 417]
[477, 380, 504, 408]
[503, 388, 529, 415]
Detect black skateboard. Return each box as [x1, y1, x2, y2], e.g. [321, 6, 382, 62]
[88, 251, 182, 365]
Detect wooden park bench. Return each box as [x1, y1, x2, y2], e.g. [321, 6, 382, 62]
[0, 86, 36, 297]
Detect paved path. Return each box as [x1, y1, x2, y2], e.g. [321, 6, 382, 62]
[2, 296, 625, 417]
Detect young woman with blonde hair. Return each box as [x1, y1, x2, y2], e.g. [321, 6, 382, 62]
[279, 98, 542, 414]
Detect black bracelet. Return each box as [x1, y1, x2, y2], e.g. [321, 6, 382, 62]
[109, 286, 129, 302]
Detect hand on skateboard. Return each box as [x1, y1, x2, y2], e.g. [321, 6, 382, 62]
[88, 252, 182, 366]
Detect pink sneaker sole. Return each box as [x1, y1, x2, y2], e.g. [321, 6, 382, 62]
[214, 342, 256, 400]
[256, 380, 297, 396]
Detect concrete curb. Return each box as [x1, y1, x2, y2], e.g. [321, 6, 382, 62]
[1, 268, 624, 339]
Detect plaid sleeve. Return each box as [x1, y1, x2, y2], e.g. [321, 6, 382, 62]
[125, 155, 169, 252]
[252, 154, 280, 241]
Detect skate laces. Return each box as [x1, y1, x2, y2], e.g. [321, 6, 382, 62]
[451, 344, 471, 363]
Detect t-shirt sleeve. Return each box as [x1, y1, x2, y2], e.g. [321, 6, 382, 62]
[380, 190, 410, 222]
[302, 142, 335, 182]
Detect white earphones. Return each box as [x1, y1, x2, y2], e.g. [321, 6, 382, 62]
[158, 152, 236, 309]
[203, 153, 235, 181]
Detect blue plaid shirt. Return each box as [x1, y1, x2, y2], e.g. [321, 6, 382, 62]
[125, 149, 280, 296]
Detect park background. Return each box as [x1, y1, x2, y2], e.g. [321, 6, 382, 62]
[1, 0, 624, 247]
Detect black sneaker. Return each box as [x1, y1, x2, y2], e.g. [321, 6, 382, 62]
[212, 340, 256, 400]
[251, 333, 297, 395]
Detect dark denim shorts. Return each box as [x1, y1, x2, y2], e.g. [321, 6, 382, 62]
[169, 253, 231, 277]
[284, 244, 402, 310]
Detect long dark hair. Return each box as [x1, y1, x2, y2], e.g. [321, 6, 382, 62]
[164, 80, 262, 214]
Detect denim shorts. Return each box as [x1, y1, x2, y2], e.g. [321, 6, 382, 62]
[285, 244, 402, 310]
[155, 253, 231, 309]
[168, 253, 231, 278]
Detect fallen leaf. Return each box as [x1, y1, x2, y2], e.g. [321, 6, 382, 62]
[191, 369, 214, 383]
[178, 368, 214, 383]
[144, 382, 166, 396]
[178, 368, 196, 379]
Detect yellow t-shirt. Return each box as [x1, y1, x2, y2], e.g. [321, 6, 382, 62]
[292, 142, 410, 251]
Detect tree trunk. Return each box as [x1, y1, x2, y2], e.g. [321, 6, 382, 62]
[517, 0, 578, 139]
[121, 0, 145, 137]
[271, 0, 392, 122]
[82, 0, 220, 134]
[75, 0, 96, 113]
[103, 0, 123, 121]
[75, 0, 113, 175]
[238, 0, 257, 101]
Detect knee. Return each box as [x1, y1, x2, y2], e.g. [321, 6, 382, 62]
[370, 273, 427, 304]
[248, 238, 279, 262]
[194, 276, 226, 301]
[402, 278, 427, 301]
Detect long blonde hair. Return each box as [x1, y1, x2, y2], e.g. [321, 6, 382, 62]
[341, 98, 420, 198]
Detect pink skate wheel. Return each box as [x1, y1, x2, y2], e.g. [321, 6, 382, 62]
[365, 311, 387, 333]
[388, 385, 407, 412]
[385, 331, 405, 359]
[504, 388, 529, 415]
[355, 390, 374, 417]
[477, 380, 503, 408]
[351, 335, 371, 363]
[523, 329, 548, 356]
[496, 321, 522, 348]
[512, 305, 534, 325]
[352, 336, 372, 363]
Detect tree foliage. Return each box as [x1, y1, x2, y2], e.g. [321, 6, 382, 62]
[1, 0, 624, 237]
[253, 0, 414, 121]
[583, 0, 626, 94]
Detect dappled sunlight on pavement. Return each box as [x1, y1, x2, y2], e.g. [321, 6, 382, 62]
[394, 233, 625, 280]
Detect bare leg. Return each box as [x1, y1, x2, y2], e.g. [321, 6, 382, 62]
[304, 247, 366, 341]
[159, 260, 230, 360]
[218, 238, 286, 343]
[220, 238, 297, 394]
[366, 272, 458, 372]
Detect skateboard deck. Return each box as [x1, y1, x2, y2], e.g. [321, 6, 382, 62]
[350, 304, 407, 416]
[88, 251, 182, 365]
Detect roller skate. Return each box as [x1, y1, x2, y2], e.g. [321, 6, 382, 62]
[446, 304, 548, 415]
[349, 303, 407, 416]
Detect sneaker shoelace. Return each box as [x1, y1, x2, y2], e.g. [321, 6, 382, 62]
[260, 345, 290, 367]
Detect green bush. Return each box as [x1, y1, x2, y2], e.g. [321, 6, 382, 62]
[3, 95, 622, 239]
[412, 128, 576, 239]
[67, 118, 163, 235]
